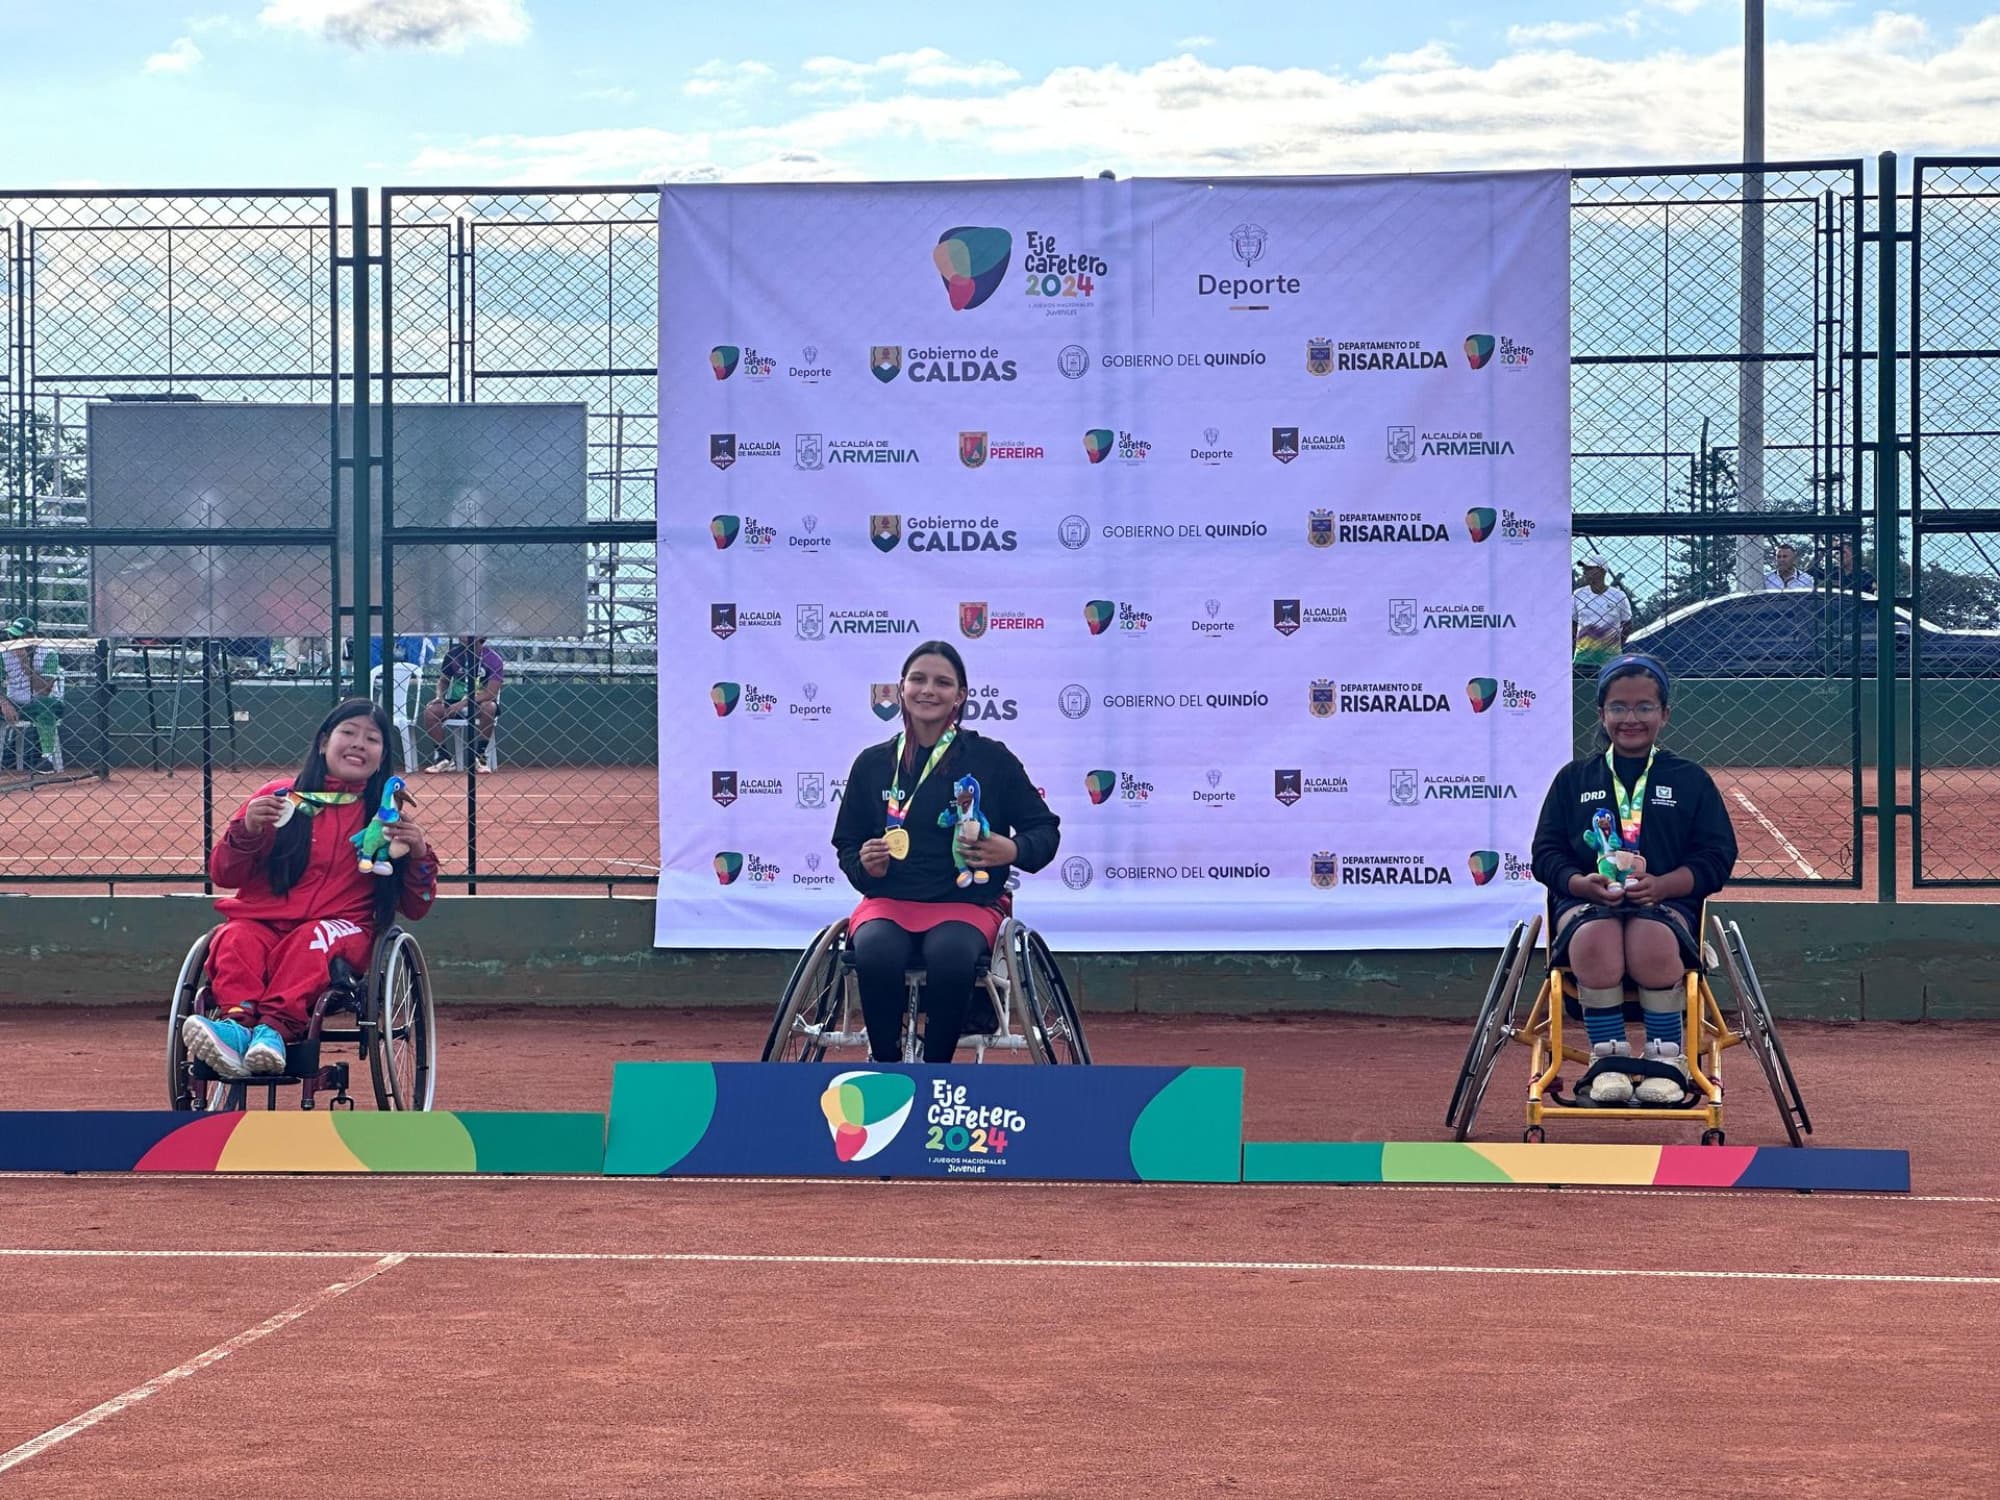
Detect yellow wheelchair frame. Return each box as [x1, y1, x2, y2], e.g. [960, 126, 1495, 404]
[1446, 906, 1811, 1146]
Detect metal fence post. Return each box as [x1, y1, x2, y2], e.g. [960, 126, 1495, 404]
[349, 186, 372, 699]
[1875, 151, 1900, 902]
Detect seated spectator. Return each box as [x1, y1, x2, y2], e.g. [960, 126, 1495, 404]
[1, 617, 66, 775]
[1763, 543, 1814, 591]
[1571, 554, 1633, 670]
[1826, 541, 1876, 595]
[420, 633, 503, 773]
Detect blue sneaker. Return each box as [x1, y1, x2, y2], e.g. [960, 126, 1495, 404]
[244, 1025, 289, 1076]
[181, 1015, 251, 1079]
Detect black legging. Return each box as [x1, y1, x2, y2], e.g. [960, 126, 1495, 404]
[849, 919, 988, 1063]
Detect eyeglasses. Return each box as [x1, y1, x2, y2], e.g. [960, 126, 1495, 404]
[1603, 702, 1662, 720]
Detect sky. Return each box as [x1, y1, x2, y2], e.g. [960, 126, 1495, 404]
[0, 0, 1997, 187]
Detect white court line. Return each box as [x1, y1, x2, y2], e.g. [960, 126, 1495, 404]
[1731, 787, 1822, 879]
[0, 1172, 1986, 1203]
[0, 1247, 1993, 1287]
[0, 1253, 405, 1478]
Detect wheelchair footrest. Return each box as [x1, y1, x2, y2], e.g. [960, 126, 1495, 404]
[1552, 1058, 1702, 1110]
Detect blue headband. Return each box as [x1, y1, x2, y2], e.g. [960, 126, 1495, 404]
[1595, 653, 1671, 707]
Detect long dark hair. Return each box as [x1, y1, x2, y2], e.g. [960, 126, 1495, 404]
[896, 639, 969, 779]
[269, 697, 409, 930]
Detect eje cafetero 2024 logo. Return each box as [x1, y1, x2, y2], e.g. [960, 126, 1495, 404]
[933, 227, 1012, 311]
[819, 1071, 916, 1162]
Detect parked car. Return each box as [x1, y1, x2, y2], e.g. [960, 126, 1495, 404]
[1625, 589, 2000, 677]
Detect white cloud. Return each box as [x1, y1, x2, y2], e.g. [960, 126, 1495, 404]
[684, 59, 777, 99]
[408, 16, 2000, 183]
[795, 48, 1019, 94]
[1771, 0, 1850, 15]
[259, 0, 529, 49]
[1176, 34, 1217, 50]
[581, 85, 637, 105]
[406, 126, 852, 184]
[1366, 42, 1456, 72]
[143, 37, 204, 73]
[1508, 12, 1643, 46]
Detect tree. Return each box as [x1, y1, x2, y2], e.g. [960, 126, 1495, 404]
[1, 410, 90, 621]
[1634, 426, 1741, 628]
[0, 410, 88, 518]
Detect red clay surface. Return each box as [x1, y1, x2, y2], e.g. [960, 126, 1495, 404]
[7, 764, 2000, 898]
[2, 1007, 1997, 1496]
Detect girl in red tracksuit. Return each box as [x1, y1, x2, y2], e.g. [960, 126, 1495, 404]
[180, 698, 440, 1080]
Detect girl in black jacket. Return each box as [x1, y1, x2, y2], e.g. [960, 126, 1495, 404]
[831, 640, 1061, 1062]
[1530, 654, 1738, 1105]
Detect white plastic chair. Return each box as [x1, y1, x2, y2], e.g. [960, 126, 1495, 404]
[370, 660, 420, 771]
[444, 702, 500, 772]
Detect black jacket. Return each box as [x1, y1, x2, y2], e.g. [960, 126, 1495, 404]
[831, 730, 1060, 904]
[1531, 747, 1738, 926]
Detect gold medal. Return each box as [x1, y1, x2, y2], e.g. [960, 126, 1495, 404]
[884, 827, 911, 860]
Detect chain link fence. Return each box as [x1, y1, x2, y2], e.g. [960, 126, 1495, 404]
[1910, 158, 2000, 884]
[1571, 162, 1866, 885]
[5, 166, 1997, 890]
[378, 188, 657, 887]
[2, 191, 343, 880]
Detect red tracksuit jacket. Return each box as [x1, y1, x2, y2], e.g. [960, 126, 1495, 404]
[211, 778, 438, 925]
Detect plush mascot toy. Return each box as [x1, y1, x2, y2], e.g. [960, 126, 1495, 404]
[352, 775, 411, 876]
[1586, 807, 1645, 892]
[938, 774, 991, 887]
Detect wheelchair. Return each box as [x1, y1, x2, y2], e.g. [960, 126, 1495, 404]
[1446, 906, 1811, 1146]
[761, 914, 1091, 1065]
[166, 924, 437, 1112]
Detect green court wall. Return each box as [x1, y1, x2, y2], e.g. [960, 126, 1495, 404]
[10, 894, 1997, 1021]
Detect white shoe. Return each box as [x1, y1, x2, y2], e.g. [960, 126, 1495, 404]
[1636, 1040, 1690, 1104]
[1586, 1039, 1634, 1104]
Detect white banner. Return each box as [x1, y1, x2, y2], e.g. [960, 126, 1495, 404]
[656, 172, 1571, 950]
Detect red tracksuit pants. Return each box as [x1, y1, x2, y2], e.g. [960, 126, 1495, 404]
[206, 918, 376, 1042]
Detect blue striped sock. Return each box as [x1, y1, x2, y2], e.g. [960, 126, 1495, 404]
[1644, 1008, 1684, 1047]
[1582, 1006, 1626, 1047]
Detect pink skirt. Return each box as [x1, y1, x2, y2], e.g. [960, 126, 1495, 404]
[848, 896, 1006, 948]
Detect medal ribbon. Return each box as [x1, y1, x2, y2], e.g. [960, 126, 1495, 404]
[1605, 745, 1654, 847]
[887, 729, 956, 818]
[288, 790, 361, 816]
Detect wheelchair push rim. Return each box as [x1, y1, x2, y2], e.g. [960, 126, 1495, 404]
[1446, 917, 1526, 1131]
[368, 928, 436, 1111]
[1014, 928, 1089, 1066]
[1712, 915, 1812, 1145]
[763, 922, 844, 1063]
[1449, 915, 1539, 1142]
[166, 928, 231, 1113]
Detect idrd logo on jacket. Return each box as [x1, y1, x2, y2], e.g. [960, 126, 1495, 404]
[819, 1071, 917, 1162]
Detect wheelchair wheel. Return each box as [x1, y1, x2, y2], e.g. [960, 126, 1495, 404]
[762, 921, 845, 1063]
[366, 928, 436, 1110]
[1448, 914, 1539, 1141]
[1013, 927, 1090, 1065]
[166, 927, 231, 1112]
[1711, 915, 1812, 1145]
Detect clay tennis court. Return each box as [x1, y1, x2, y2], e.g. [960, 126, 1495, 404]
[2, 1007, 1996, 1496]
[5, 763, 1999, 899]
